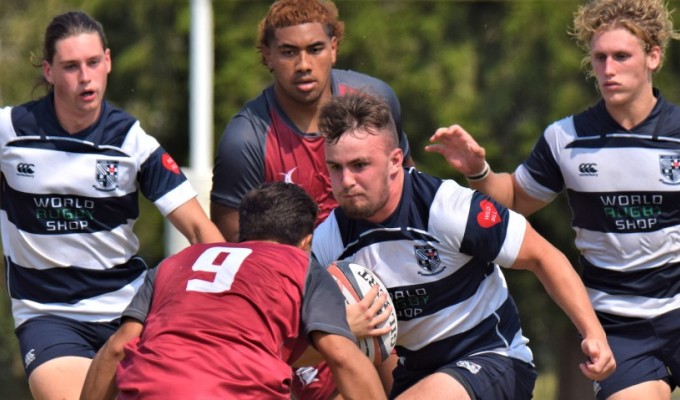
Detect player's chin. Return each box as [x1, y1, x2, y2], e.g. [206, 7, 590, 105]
[337, 200, 373, 220]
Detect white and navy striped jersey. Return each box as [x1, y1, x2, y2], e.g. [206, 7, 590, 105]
[514, 91, 680, 324]
[312, 168, 533, 371]
[0, 94, 197, 328]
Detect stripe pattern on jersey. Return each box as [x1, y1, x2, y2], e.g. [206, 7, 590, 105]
[514, 92, 680, 321]
[0, 95, 195, 327]
[312, 168, 533, 371]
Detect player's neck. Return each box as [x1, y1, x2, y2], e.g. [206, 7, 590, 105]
[605, 88, 657, 131]
[54, 99, 101, 135]
[275, 88, 333, 134]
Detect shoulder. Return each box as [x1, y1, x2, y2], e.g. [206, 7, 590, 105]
[0, 106, 15, 136]
[571, 100, 618, 137]
[3, 98, 51, 137]
[656, 94, 680, 136]
[408, 168, 444, 195]
[220, 88, 275, 142]
[232, 88, 274, 125]
[311, 212, 344, 267]
[332, 69, 397, 99]
[99, 101, 139, 135]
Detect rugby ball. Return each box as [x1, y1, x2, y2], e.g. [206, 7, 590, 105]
[327, 260, 398, 364]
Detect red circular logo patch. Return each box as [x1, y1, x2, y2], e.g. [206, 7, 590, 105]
[162, 153, 180, 174]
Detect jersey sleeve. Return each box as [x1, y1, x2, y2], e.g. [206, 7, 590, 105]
[0, 106, 13, 144]
[514, 119, 571, 203]
[431, 180, 526, 268]
[310, 213, 344, 269]
[121, 122, 196, 216]
[300, 258, 354, 344]
[211, 114, 266, 209]
[459, 191, 527, 267]
[121, 267, 157, 322]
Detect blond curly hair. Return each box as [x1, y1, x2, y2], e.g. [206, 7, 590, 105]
[572, 0, 680, 74]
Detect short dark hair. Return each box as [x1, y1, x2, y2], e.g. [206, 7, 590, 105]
[318, 92, 398, 148]
[238, 182, 318, 245]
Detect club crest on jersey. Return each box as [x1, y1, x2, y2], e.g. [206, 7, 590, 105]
[94, 160, 119, 192]
[415, 244, 445, 276]
[659, 155, 680, 185]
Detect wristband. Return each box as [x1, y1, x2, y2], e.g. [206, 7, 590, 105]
[465, 161, 490, 181]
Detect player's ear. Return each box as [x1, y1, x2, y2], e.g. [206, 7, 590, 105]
[389, 148, 403, 171]
[297, 234, 313, 253]
[330, 36, 337, 65]
[42, 60, 53, 84]
[647, 45, 661, 72]
[262, 45, 274, 70]
[105, 48, 112, 74]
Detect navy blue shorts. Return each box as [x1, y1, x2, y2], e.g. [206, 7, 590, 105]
[15, 315, 119, 377]
[594, 309, 680, 399]
[389, 353, 537, 400]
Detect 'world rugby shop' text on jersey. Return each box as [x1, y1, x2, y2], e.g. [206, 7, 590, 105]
[0, 94, 196, 328]
[514, 91, 680, 325]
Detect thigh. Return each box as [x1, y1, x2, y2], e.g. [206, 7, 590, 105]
[444, 353, 536, 400]
[29, 356, 92, 400]
[605, 380, 671, 400]
[657, 309, 680, 391]
[391, 353, 536, 400]
[595, 328, 669, 400]
[15, 315, 117, 377]
[395, 372, 471, 400]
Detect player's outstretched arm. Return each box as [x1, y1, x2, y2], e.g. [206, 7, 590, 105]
[312, 331, 387, 400]
[80, 319, 143, 400]
[510, 223, 616, 381]
[425, 124, 488, 178]
[425, 124, 547, 216]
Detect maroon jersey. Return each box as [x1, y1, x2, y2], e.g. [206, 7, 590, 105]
[116, 242, 351, 399]
[211, 69, 411, 225]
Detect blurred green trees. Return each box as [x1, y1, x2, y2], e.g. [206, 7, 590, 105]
[2, 1, 680, 398]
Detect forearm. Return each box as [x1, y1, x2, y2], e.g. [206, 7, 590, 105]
[81, 320, 143, 400]
[168, 198, 225, 244]
[314, 332, 386, 400]
[466, 170, 517, 209]
[531, 247, 605, 340]
[80, 342, 122, 400]
[514, 215, 614, 379]
[329, 358, 386, 400]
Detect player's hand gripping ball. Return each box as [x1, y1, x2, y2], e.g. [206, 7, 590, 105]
[327, 260, 398, 364]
